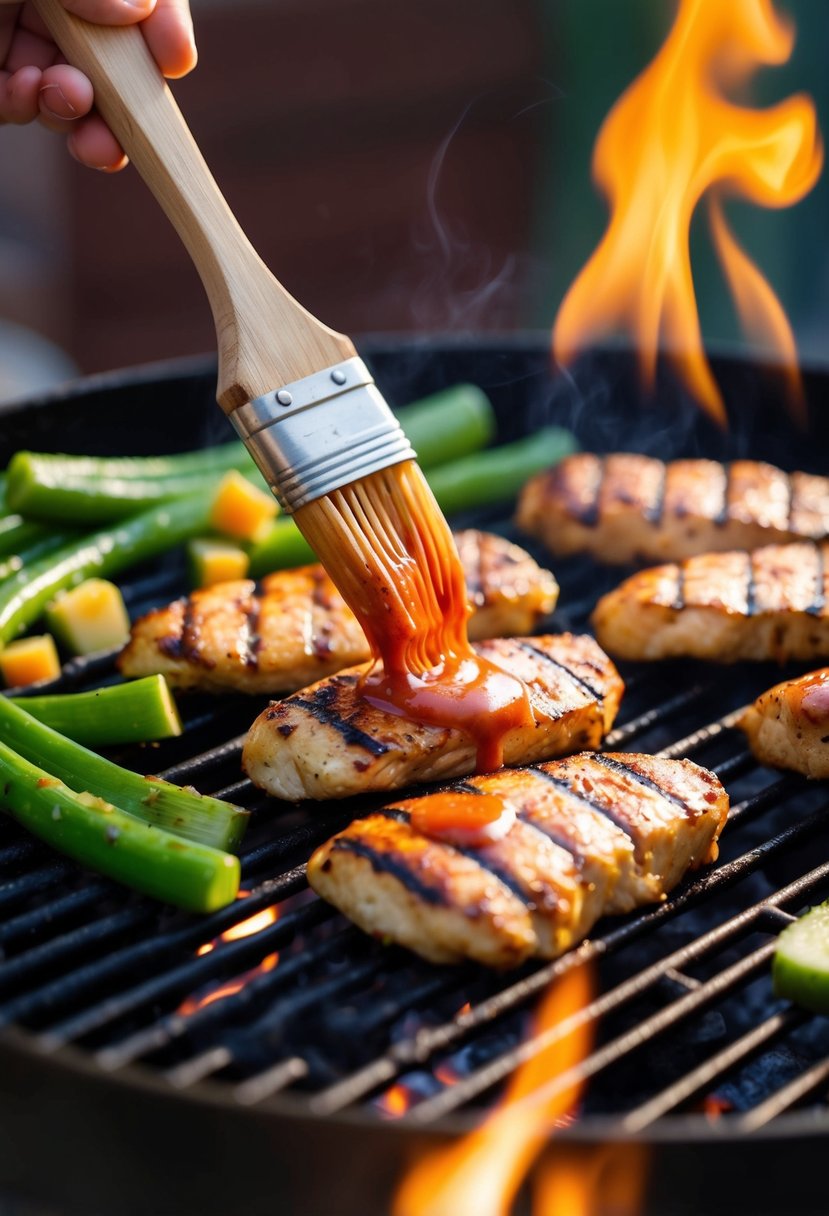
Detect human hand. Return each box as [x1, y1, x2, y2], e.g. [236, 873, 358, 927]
[0, 0, 196, 170]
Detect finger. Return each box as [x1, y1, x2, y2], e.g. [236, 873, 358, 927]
[66, 109, 127, 169]
[141, 0, 195, 79]
[61, 0, 156, 26]
[0, 7, 20, 68]
[0, 63, 41, 122]
[38, 61, 91, 118]
[6, 22, 58, 71]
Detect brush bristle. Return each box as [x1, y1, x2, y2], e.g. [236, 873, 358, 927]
[294, 460, 470, 675]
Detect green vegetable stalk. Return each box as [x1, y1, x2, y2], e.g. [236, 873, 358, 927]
[0, 490, 213, 648]
[5, 385, 494, 525]
[11, 675, 183, 746]
[0, 740, 239, 912]
[0, 693, 248, 851]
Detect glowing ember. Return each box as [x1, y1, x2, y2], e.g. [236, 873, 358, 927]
[553, 0, 823, 425]
[178, 903, 279, 1016]
[393, 965, 594, 1216]
[378, 1083, 416, 1119]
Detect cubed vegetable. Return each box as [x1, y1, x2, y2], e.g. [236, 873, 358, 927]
[0, 633, 61, 687]
[188, 537, 250, 588]
[773, 902, 829, 1013]
[46, 578, 131, 655]
[209, 470, 278, 541]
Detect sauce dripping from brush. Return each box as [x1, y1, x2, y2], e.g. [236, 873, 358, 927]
[294, 460, 535, 773]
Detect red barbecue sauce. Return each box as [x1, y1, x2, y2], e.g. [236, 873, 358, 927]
[296, 462, 535, 792]
[362, 491, 533, 772]
[408, 791, 515, 848]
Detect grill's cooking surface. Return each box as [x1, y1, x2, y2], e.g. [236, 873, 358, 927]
[3, 341, 829, 1216]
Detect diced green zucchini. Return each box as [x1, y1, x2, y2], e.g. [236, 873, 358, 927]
[46, 578, 131, 655]
[773, 902, 829, 1013]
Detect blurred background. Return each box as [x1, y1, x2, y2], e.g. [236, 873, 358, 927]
[0, 0, 826, 400]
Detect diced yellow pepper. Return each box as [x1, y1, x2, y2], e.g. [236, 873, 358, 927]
[188, 538, 250, 588]
[45, 579, 131, 655]
[209, 470, 278, 541]
[1, 634, 61, 688]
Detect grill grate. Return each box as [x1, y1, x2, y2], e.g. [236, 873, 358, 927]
[3, 525, 829, 1144]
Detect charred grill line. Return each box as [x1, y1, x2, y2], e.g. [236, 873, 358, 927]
[808, 543, 826, 616]
[715, 462, 732, 526]
[646, 462, 668, 525]
[514, 640, 604, 701]
[530, 765, 640, 844]
[330, 837, 450, 906]
[578, 456, 605, 526]
[239, 582, 265, 669]
[591, 753, 695, 816]
[673, 564, 686, 612]
[283, 694, 391, 755]
[745, 551, 757, 617]
[785, 472, 796, 532]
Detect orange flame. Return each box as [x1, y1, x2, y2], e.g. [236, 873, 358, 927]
[178, 904, 279, 1016]
[533, 1143, 651, 1216]
[553, 0, 823, 425]
[393, 965, 594, 1216]
[379, 1084, 417, 1119]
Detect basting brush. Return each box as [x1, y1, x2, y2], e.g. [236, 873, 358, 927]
[32, 0, 471, 674]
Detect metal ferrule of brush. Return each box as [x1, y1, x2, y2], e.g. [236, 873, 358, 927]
[230, 356, 417, 514]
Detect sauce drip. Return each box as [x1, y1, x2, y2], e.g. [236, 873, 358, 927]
[408, 791, 515, 848]
[295, 460, 534, 771]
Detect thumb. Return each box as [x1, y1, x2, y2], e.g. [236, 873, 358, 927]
[61, 0, 157, 26]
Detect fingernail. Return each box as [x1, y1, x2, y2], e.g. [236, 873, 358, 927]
[122, 0, 156, 10]
[39, 83, 78, 118]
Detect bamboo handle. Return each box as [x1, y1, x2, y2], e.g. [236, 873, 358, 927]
[32, 0, 355, 412]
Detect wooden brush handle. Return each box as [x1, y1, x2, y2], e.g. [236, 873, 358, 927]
[32, 0, 355, 412]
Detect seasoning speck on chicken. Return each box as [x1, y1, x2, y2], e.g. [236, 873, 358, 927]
[243, 634, 623, 802]
[308, 752, 728, 967]
[741, 668, 829, 779]
[517, 454, 829, 565]
[118, 530, 559, 694]
[592, 541, 829, 662]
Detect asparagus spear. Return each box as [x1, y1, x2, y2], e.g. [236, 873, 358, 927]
[0, 490, 213, 648]
[0, 740, 239, 912]
[0, 528, 82, 583]
[425, 427, 578, 516]
[11, 675, 183, 746]
[0, 689, 248, 851]
[5, 385, 494, 524]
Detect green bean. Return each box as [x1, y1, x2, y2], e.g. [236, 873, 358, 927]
[426, 427, 578, 516]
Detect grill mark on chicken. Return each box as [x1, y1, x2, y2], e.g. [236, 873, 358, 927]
[785, 473, 796, 532]
[591, 753, 694, 817]
[808, 545, 826, 617]
[276, 686, 391, 757]
[647, 464, 668, 526]
[715, 463, 732, 527]
[330, 836, 450, 906]
[157, 597, 210, 667]
[745, 552, 757, 618]
[239, 581, 265, 670]
[578, 457, 604, 526]
[309, 753, 729, 967]
[529, 766, 639, 845]
[514, 640, 604, 701]
[672, 566, 685, 612]
[243, 634, 623, 801]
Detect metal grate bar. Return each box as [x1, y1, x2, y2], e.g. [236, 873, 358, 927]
[233, 1058, 309, 1105]
[738, 1055, 829, 1131]
[658, 707, 748, 760]
[603, 683, 709, 748]
[0, 863, 73, 913]
[621, 1008, 806, 1132]
[6, 869, 308, 1036]
[157, 736, 246, 786]
[310, 807, 829, 1116]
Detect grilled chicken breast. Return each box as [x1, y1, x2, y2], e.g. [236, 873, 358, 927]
[518, 454, 829, 565]
[740, 669, 829, 779]
[592, 542, 829, 662]
[308, 753, 728, 967]
[243, 634, 623, 801]
[118, 530, 559, 695]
